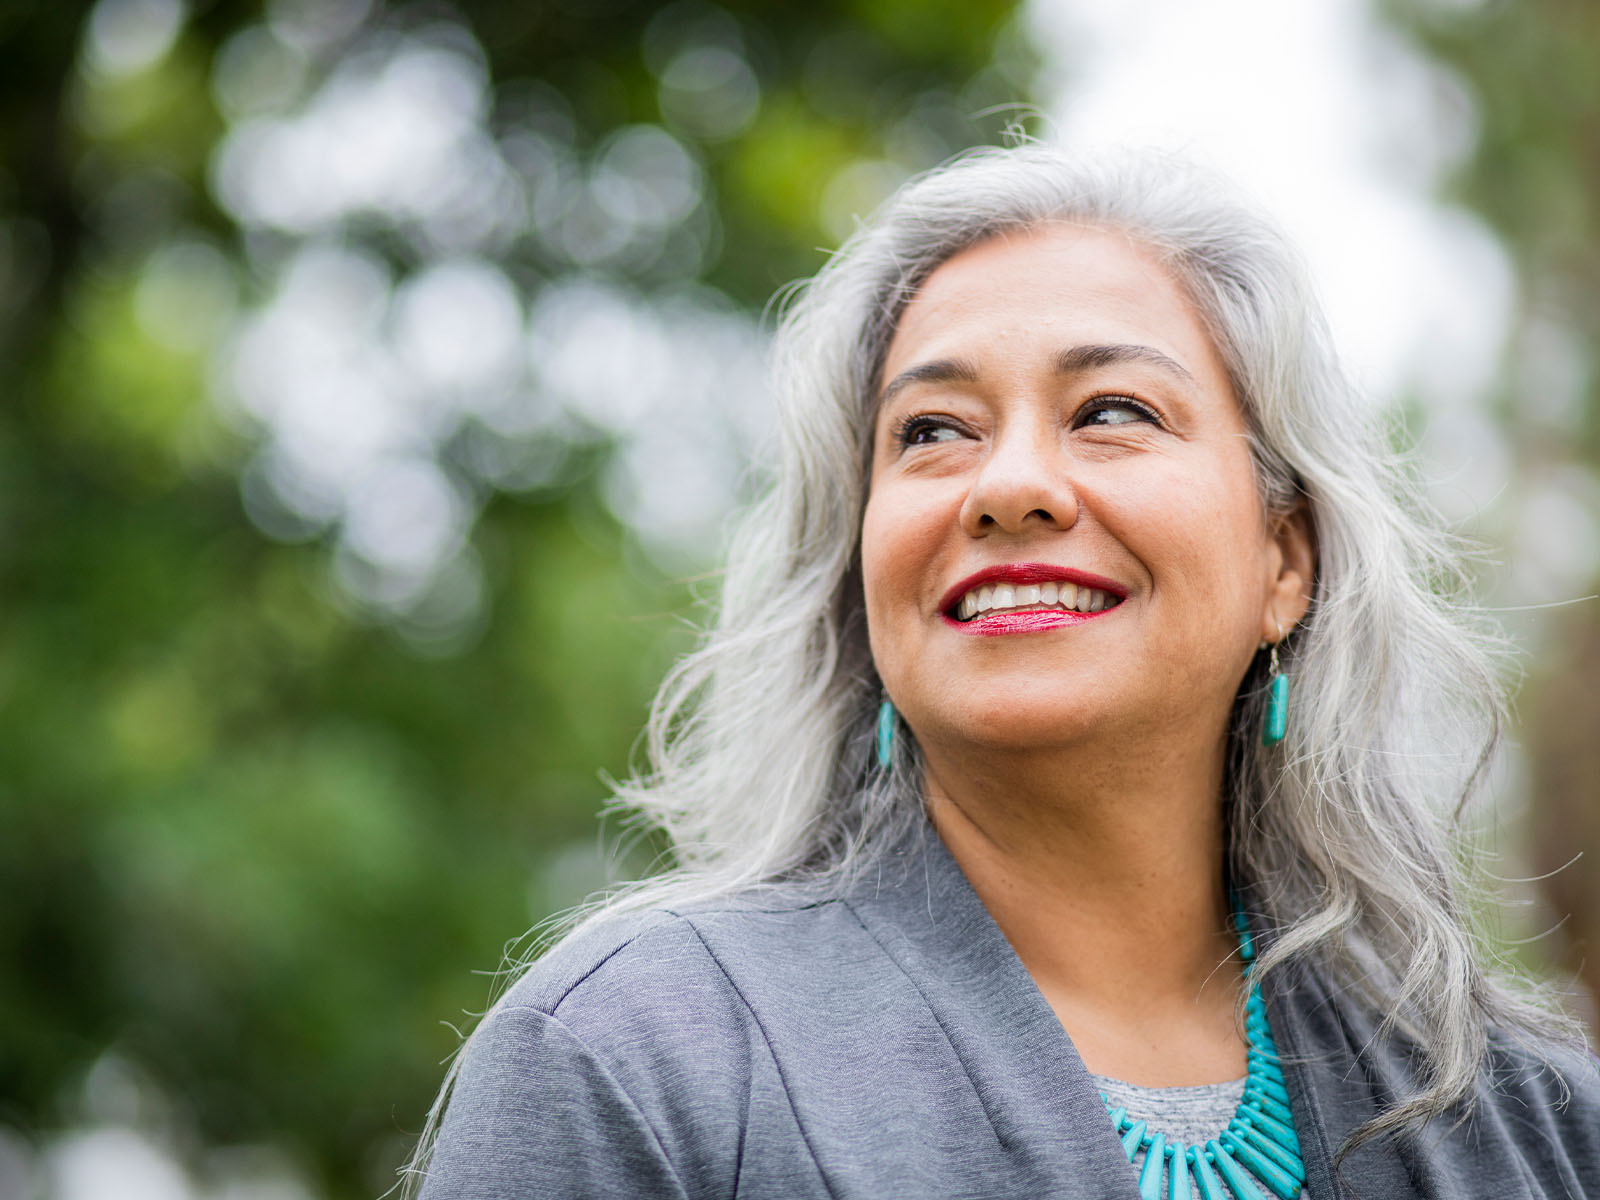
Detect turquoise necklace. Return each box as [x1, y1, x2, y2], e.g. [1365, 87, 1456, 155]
[1100, 906, 1306, 1200]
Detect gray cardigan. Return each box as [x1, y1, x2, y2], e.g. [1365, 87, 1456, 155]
[420, 827, 1600, 1198]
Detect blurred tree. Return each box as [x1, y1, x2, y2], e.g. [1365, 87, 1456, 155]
[0, 0, 1032, 1195]
[1391, 0, 1600, 1024]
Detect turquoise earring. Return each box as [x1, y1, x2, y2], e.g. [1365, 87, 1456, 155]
[1261, 638, 1288, 747]
[876, 699, 897, 769]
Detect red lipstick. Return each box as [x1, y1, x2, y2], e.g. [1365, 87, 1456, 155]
[938, 563, 1128, 614]
[938, 562, 1127, 637]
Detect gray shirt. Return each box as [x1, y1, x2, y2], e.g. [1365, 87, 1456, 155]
[420, 826, 1600, 1198]
[1090, 1073, 1244, 1152]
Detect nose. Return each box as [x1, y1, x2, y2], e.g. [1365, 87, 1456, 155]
[958, 415, 1080, 537]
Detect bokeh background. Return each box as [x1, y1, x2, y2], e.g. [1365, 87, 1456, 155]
[2, 0, 1596, 1196]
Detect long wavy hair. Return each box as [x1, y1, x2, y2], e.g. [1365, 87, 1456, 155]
[407, 145, 1582, 1188]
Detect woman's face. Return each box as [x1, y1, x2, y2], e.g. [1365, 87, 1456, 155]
[862, 222, 1311, 757]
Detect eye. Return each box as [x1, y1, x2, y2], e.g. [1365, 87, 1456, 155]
[893, 414, 968, 446]
[1074, 395, 1161, 429]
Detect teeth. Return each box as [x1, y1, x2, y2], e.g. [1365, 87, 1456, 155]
[953, 580, 1121, 620]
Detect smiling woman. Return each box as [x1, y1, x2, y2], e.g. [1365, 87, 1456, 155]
[864, 226, 1312, 779]
[409, 148, 1599, 1200]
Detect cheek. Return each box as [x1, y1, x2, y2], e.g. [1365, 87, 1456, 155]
[862, 474, 936, 585]
[859, 493, 907, 655]
[860, 482, 947, 680]
[1119, 466, 1271, 633]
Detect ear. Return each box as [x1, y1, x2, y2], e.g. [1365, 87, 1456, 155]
[1262, 499, 1315, 642]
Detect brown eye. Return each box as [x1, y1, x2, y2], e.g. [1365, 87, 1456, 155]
[1076, 396, 1160, 428]
[896, 415, 967, 446]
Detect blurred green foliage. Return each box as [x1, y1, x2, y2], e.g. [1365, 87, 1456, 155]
[0, 0, 1030, 1195]
[1393, 0, 1600, 1020]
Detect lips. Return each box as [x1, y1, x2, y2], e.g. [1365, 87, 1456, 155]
[938, 562, 1128, 617]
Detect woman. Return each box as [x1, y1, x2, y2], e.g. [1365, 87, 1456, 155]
[411, 146, 1599, 1199]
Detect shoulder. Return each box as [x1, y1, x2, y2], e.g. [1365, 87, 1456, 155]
[1387, 1030, 1600, 1196]
[492, 892, 898, 1085]
[424, 895, 882, 1198]
[477, 898, 840, 1074]
[1399, 1025, 1600, 1192]
[1476, 1028, 1600, 1145]
[497, 891, 872, 1031]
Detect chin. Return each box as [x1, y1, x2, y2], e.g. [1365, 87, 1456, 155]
[917, 699, 1105, 755]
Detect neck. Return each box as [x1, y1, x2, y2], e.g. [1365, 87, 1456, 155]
[921, 728, 1246, 1084]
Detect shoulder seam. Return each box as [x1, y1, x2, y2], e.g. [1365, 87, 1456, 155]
[545, 913, 682, 1010]
[482, 1004, 692, 1196]
[544, 902, 842, 1009]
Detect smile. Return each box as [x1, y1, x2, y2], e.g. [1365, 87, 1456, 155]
[937, 563, 1128, 634]
[954, 581, 1121, 621]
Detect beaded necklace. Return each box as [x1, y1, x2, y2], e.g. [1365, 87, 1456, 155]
[1100, 906, 1306, 1200]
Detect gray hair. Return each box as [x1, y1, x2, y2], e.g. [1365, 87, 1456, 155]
[406, 145, 1581, 1188]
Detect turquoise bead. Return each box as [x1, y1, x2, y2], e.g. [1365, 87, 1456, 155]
[1207, 1140, 1266, 1200]
[1167, 1142, 1191, 1200]
[1252, 1074, 1292, 1105]
[1233, 909, 1256, 961]
[1239, 1106, 1301, 1156]
[1247, 1030, 1279, 1057]
[1188, 1148, 1229, 1200]
[1222, 1132, 1303, 1198]
[1139, 1133, 1167, 1199]
[1248, 1059, 1284, 1086]
[1248, 1126, 1299, 1184]
[1245, 1091, 1296, 1128]
[1123, 1120, 1149, 1160]
[1262, 671, 1289, 745]
[1234, 1122, 1304, 1181]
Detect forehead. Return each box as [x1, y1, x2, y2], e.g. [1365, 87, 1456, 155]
[880, 223, 1231, 391]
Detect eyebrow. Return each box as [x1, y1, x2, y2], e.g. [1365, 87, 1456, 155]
[1055, 342, 1197, 384]
[877, 357, 981, 405]
[878, 342, 1196, 404]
